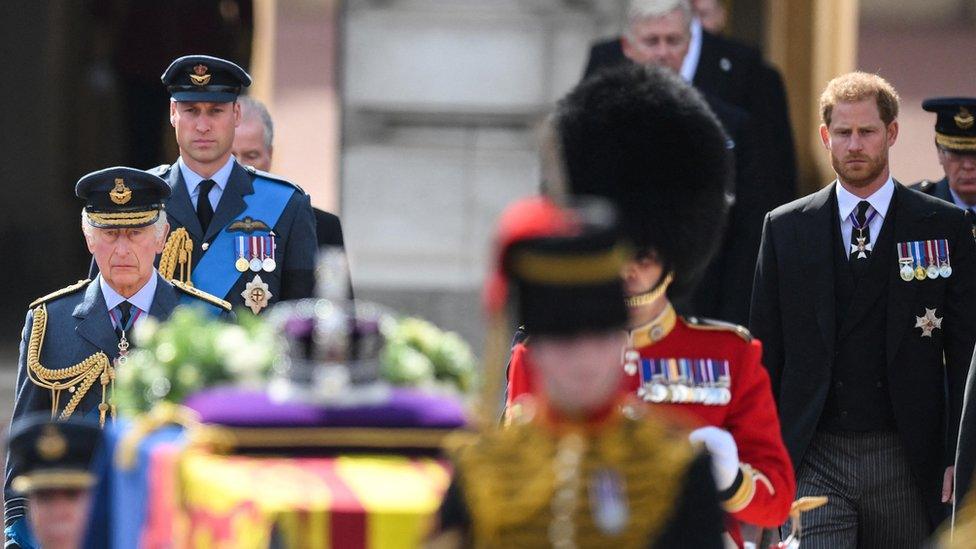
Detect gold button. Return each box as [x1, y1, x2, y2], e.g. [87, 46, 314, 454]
[201, 242, 209, 251]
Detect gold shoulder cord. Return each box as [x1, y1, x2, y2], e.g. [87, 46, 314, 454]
[159, 227, 194, 285]
[26, 305, 113, 427]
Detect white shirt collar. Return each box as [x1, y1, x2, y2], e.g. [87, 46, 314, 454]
[949, 187, 976, 210]
[99, 271, 158, 314]
[835, 176, 895, 221]
[177, 155, 235, 196]
[679, 18, 703, 83]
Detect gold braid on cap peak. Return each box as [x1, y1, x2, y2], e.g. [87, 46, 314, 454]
[159, 228, 194, 285]
[936, 133, 976, 151]
[26, 305, 113, 427]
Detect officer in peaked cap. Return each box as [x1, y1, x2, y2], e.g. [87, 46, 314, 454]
[6, 168, 231, 546]
[911, 98, 976, 223]
[4, 415, 103, 549]
[148, 54, 318, 315]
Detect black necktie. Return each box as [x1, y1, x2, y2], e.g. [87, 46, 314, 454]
[115, 301, 132, 340]
[196, 179, 216, 232]
[850, 200, 872, 278]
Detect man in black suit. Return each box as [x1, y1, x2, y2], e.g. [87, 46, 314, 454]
[750, 72, 976, 545]
[910, 98, 976, 225]
[582, 0, 767, 325]
[583, 0, 796, 210]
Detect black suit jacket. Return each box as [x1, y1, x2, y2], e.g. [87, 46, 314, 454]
[313, 207, 345, 249]
[583, 33, 796, 207]
[911, 177, 953, 204]
[750, 182, 976, 527]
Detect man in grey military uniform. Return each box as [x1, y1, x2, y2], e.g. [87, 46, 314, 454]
[911, 97, 976, 225]
[150, 55, 318, 314]
[4, 167, 230, 545]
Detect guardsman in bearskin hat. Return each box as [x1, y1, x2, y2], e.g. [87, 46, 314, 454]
[506, 65, 795, 546]
[4, 167, 230, 545]
[4, 416, 104, 549]
[911, 98, 976, 226]
[432, 196, 725, 548]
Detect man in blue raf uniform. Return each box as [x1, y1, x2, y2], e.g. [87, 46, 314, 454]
[911, 97, 976, 225]
[152, 55, 317, 314]
[4, 416, 103, 549]
[4, 167, 230, 546]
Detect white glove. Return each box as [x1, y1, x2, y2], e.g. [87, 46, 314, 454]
[689, 426, 740, 491]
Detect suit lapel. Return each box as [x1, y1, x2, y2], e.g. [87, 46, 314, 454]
[935, 178, 954, 204]
[692, 32, 721, 94]
[203, 162, 253, 243]
[148, 274, 178, 320]
[836, 191, 898, 341]
[885, 184, 925, 366]
[800, 184, 838, 359]
[73, 277, 120, 358]
[165, 164, 204, 239]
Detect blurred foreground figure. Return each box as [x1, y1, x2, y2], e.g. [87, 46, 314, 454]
[508, 65, 795, 546]
[431, 197, 725, 548]
[4, 416, 103, 549]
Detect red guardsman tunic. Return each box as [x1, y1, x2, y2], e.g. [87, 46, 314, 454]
[507, 304, 796, 534]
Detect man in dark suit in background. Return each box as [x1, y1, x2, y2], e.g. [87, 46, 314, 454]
[582, 0, 772, 325]
[232, 95, 346, 250]
[750, 72, 976, 546]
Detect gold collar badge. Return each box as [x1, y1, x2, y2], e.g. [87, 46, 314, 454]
[110, 178, 132, 205]
[190, 64, 211, 86]
[37, 425, 67, 461]
[955, 107, 974, 130]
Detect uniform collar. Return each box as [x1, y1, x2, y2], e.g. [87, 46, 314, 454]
[99, 271, 158, 314]
[949, 186, 976, 210]
[835, 176, 894, 221]
[177, 155, 234, 196]
[679, 18, 703, 83]
[628, 302, 677, 348]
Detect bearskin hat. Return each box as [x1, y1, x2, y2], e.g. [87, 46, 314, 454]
[555, 64, 733, 298]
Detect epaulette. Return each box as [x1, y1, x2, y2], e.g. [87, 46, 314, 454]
[170, 280, 232, 312]
[242, 164, 307, 195]
[684, 316, 752, 342]
[146, 164, 171, 177]
[29, 279, 92, 308]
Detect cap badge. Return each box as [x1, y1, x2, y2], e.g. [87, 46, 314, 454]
[110, 178, 132, 205]
[190, 64, 212, 86]
[37, 425, 67, 461]
[955, 107, 974, 130]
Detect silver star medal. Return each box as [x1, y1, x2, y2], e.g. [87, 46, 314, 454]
[850, 236, 873, 259]
[914, 308, 943, 337]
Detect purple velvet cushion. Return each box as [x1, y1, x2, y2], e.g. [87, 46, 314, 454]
[184, 386, 468, 429]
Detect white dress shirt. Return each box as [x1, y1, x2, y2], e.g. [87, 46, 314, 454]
[679, 18, 704, 83]
[835, 177, 895, 256]
[178, 156, 235, 211]
[100, 272, 158, 331]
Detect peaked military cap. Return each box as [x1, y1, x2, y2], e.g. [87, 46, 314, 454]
[923, 97, 976, 152]
[488, 197, 631, 336]
[76, 166, 171, 228]
[7, 414, 103, 493]
[555, 64, 733, 299]
[161, 54, 251, 103]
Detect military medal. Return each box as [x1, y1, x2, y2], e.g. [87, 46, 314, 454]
[242, 274, 273, 314]
[938, 239, 952, 278]
[914, 307, 943, 337]
[715, 360, 732, 405]
[234, 236, 249, 272]
[589, 469, 628, 535]
[898, 243, 915, 282]
[925, 240, 939, 279]
[262, 234, 277, 272]
[249, 236, 263, 272]
[849, 208, 876, 259]
[913, 241, 927, 280]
